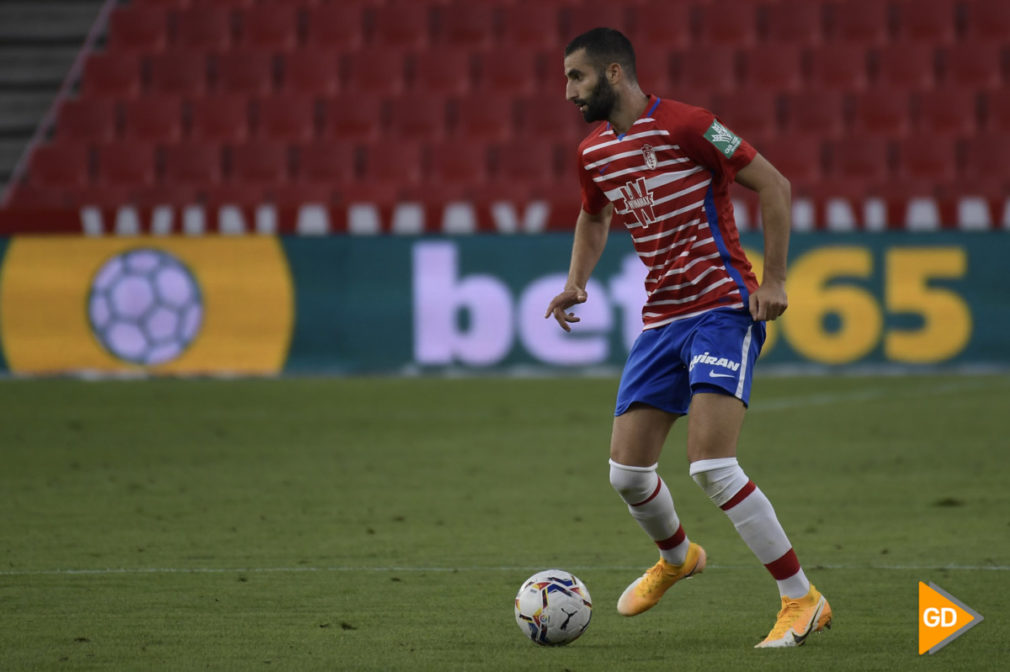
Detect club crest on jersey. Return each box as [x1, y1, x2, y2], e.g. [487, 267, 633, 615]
[641, 144, 657, 170]
[614, 177, 657, 229]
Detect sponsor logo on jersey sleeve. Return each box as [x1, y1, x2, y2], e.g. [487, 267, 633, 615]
[704, 120, 742, 158]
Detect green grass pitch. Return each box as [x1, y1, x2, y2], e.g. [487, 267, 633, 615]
[1, 373, 1008, 671]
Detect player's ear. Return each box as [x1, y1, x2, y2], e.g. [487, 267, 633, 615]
[606, 62, 621, 84]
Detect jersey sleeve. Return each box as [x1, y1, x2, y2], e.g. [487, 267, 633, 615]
[674, 106, 757, 182]
[577, 144, 609, 214]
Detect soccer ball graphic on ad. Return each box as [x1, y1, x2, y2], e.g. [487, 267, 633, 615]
[87, 248, 204, 366]
[514, 569, 592, 646]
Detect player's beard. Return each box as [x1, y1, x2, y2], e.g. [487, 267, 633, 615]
[577, 74, 617, 123]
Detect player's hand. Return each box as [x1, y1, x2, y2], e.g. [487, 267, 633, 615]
[749, 282, 788, 321]
[544, 288, 588, 332]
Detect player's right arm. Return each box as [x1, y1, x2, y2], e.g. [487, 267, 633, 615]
[544, 203, 613, 332]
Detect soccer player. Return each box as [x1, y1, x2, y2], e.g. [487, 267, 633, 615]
[544, 28, 832, 648]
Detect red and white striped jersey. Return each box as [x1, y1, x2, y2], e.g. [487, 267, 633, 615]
[578, 95, 760, 330]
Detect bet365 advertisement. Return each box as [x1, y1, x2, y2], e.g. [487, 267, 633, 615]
[0, 233, 1006, 376]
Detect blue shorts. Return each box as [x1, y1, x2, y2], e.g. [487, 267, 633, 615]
[615, 309, 766, 416]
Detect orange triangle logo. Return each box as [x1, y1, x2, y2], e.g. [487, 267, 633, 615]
[918, 582, 983, 655]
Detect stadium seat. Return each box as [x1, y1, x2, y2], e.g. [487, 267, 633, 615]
[712, 89, 778, 145]
[675, 46, 738, 95]
[122, 96, 184, 142]
[760, 135, 824, 189]
[130, 183, 197, 207]
[174, 6, 233, 51]
[696, 0, 758, 47]
[963, 0, 1010, 41]
[55, 98, 118, 142]
[452, 98, 514, 143]
[411, 47, 473, 97]
[76, 184, 132, 207]
[475, 50, 542, 96]
[896, 135, 957, 183]
[894, 0, 957, 45]
[827, 0, 890, 46]
[631, 2, 691, 50]
[426, 141, 490, 188]
[162, 142, 223, 185]
[764, 0, 825, 47]
[627, 43, 673, 95]
[188, 95, 250, 143]
[202, 182, 264, 207]
[81, 51, 142, 99]
[500, 2, 562, 50]
[782, 90, 846, 138]
[807, 44, 869, 91]
[267, 182, 337, 208]
[565, 2, 631, 42]
[827, 136, 891, 183]
[388, 95, 448, 141]
[148, 50, 208, 96]
[228, 141, 290, 185]
[321, 94, 384, 141]
[741, 45, 803, 92]
[304, 3, 366, 52]
[850, 90, 911, 137]
[360, 140, 423, 188]
[280, 48, 342, 96]
[873, 43, 937, 91]
[26, 142, 91, 188]
[941, 43, 1004, 90]
[494, 141, 558, 186]
[960, 134, 1010, 186]
[372, 3, 431, 50]
[237, 4, 299, 51]
[982, 89, 1010, 132]
[516, 95, 583, 142]
[437, 3, 495, 50]
[344, 48, 407, 97]
[105, 5, 169, 53]
[133, 0, 192, 6]
[95, 141, 157, 187]
[213, 50, 276, 96]
[914, 88, 978, 136]
[294, 141, 357, 183]
[254, 95, 317, 142]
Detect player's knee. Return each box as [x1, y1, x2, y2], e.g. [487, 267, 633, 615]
[689, 457, 748, 506]
[609, 459, 659, 503]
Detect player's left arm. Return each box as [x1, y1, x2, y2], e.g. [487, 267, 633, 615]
[735, 153, 790, 322]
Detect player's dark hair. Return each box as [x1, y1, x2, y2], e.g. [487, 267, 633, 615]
[565, 27, 638, 83]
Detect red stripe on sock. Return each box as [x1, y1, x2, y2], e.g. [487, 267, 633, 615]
[765, 549, 802, 580]
[720, 480, 756, 510]
[656, 525, 686, 550]
[631, 477, 663, 507]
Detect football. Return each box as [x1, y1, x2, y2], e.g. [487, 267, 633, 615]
[514, 569, 592, 646]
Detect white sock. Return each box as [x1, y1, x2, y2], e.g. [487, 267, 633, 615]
[690, 458, 811, 598]
[609, 460, 690, 565]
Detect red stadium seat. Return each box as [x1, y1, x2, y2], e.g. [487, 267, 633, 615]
[452, 98, 514, 143]
[388, 95, 447, 141]
[188, 95, 250, 143]
[941, 43, 1004, 90]
[321, 94, 383, 141]
[55, 98, 118, 142]
[850, 90, 911, 137]
[765, 0, 825, 47]
[411, 47, 473, 97]
[344, 48, 407, 97]
[372, 3, 431, 50]
[914, 88, 978, 136]
[280, 48, 342, 96]
[827, 136, 891, 182]
[873, 43, 937, 91]
[631, 2, 691, 50]
[202, 182, 264, 207]
[742, 45, 803, 92]
[213, 50, 275, 96]
[982, 89, 1010, 132]
[304, 3, 366, 52]
[122, 96, 184, 142]
[894, 0, 957, 45]
[501, 3, 562, 50]
[426, 141, 490, 188]
[494, 141, 558, 185]
[76, 184, 132, 208]
[27, 142, 91, 188]
[896, 135, 957, 183]
[148, 50, 208, 96]
[267, 182, 338, 208]
[360, 140, 423, 187]
[130, 183, 197, 207]
[696, 0, 758, 47]
[95, 141, 156, 187]
[105, 4, 168, 53]
[807, 44, 869, 91]
[828, 0, 890, 46]
[81, 51, 142, 99]
[516, 95, 583, 142]
[163, 142, 223, 185]
[228, 141, 290, 185]
[675, 46, 738, 94]
[712, 89, 778, 146]
[632, 44, 674, 95]
[237, 4, 298, 51]
[437, 3, 495, 50]
[760, 135, 824, 189]
[565, 2, 631, 41]
[294, 141, 356, 183]
[133, 0, 191, 6]
[782, 90, 846, 138]
[174, 6, 233, 51]
[960, 134, 1010, 185]
[475, 50, 541, 96]
[964, 0, 1010, 41]
[254, 95, 317, 142]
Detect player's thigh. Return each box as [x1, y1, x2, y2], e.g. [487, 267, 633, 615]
[610, 403, 681, 467]
[685, 392, 746, 463]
